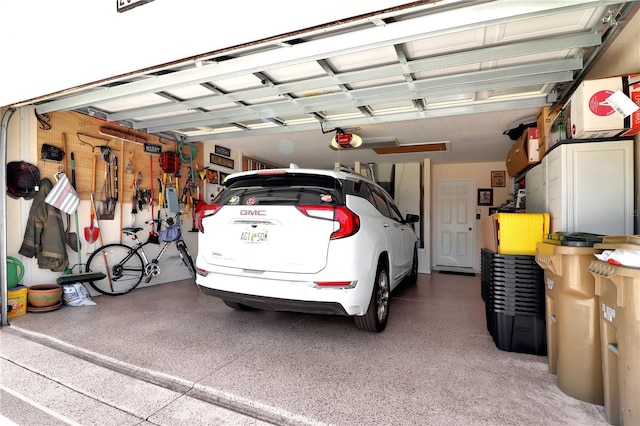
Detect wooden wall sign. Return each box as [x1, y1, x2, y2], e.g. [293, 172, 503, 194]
[210, 153, 234, 169]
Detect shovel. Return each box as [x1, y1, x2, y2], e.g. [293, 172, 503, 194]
[84, 211, 100, 242]
[85, 155, 100, 249]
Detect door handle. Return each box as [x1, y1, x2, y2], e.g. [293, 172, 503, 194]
[469, 227, 472, 231]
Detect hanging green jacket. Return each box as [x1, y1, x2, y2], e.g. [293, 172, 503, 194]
[19, 177, 69, 272]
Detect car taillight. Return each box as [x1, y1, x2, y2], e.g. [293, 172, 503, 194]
[296, 205, 360, 239]
[197, 204, 222, 232]
[314, 281, 356, 288]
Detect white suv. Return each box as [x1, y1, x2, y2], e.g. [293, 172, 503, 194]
[196, 166, 419, 332]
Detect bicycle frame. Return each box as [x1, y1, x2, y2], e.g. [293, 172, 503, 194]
[123, 234, 179, 277]
[86, 211, 196, 295]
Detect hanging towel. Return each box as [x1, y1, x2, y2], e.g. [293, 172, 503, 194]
[44, 174, 80, 214]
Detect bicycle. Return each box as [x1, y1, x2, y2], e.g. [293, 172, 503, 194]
[85, 211, 197, 295]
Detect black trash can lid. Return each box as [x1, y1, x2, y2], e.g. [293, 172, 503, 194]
[545, 232, 602, 247]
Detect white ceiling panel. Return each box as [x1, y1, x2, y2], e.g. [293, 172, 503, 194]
[31, 0, 638, 169]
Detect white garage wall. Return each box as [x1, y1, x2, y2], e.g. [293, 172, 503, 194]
[2, 0, 411, 106]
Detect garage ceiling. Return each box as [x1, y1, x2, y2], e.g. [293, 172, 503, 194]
[33, 0, 638, 169]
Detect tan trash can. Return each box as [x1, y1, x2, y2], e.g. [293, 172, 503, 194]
[588, 252, 640, 426]
[536, 242, 560, 375]
[536, 239, 603, 405]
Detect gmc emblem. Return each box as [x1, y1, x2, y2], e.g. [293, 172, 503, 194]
[240, 210, 266, 216]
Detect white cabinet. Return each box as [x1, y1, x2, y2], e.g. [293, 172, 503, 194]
[525, 161, 545, 213]
[525, 140, 634, 235]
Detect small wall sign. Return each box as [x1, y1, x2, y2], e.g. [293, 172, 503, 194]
[144, 143, 162, 154]
[117, 0, 154, 13]
[210, 153, 234, 169]
[214, 145, 231, 158]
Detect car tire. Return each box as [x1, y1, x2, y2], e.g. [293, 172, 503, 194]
[223, 299, 254, 311]
[354, 259, 389, 332]
[406, 246, 418, 286]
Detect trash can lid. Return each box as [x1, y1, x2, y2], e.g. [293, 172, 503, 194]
[545, 232, 602, 247]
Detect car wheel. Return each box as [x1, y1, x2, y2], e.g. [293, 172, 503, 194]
[223, 299, 254, 311]
[354, 260, 390, 332]
[406, 246, 418, 286]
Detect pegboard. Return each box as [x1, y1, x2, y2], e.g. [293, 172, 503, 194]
[36, 111, 204, 216]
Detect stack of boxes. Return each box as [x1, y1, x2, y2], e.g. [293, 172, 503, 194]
[507, 74, 640, 177]
[541, 74, 640, 156]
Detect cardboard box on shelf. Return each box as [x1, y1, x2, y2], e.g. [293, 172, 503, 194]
[506, 127, 539, 177]
[547, 107, 568, 149]
[619, 74, 640, 137]
[537, 106, 559, 158]
[568, 76, 640, 139]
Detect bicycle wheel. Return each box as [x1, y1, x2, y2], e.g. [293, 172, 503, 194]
[176, 242, 197, 280]
[86, 243, 145, 295]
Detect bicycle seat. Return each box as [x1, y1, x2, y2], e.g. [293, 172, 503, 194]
[122, 227, 144, 235]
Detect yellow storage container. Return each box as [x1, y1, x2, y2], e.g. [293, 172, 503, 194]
[494, 213, 549, 255]
[8, 285, 28, 318]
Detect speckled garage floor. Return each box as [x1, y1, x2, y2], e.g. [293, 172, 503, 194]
[1, 273, 607, 425]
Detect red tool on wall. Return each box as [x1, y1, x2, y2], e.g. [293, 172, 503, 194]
[147, 154, 159, 244]
[84, 155, 100, 246]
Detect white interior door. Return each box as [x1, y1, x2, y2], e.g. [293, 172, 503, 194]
[435, 180, 475, 268]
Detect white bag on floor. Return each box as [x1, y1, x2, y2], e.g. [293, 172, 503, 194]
[62, 283, 96, 306]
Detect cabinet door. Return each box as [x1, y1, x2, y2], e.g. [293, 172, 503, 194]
[545, 145, 567, 233]
[566, 140, 633, 235]
[526, 162, 545, 213]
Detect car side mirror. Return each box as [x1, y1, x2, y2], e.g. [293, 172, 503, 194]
[405, 213, 420, 223]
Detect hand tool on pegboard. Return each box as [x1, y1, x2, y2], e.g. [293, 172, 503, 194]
[147, 154, 159, 244]
[61, 133, 79, 252]
[71, 153, 84, 269]
[97, 146, 116, 220]
[130, 171, 142, 227]
[84, 155, 100, 253]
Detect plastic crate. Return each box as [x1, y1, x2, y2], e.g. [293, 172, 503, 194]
[489, 311, 547, 355]
[494, 213, 550, 255]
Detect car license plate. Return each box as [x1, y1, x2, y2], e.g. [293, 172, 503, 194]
[239, 228, 269, 244]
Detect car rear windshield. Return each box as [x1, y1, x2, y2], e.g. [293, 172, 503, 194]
[217, 174, 343, 206]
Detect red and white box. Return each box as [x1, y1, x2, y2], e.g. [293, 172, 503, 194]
[569, 77, 625, 139]
[619, 74, 640, 137]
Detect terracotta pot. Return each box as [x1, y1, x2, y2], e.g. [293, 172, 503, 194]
[27, 284, 62, 308]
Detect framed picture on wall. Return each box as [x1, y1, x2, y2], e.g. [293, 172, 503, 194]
[205, 168, 219, 184]
[477, 188, 493, 206]
[491, 170, 506, 187]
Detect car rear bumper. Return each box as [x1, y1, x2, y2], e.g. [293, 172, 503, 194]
[198, 287, 349, 315]
[195, 269, 373, 316]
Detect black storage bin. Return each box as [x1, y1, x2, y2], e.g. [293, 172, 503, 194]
[490, 311, 547, 355]
[481, 248, 546, 355]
